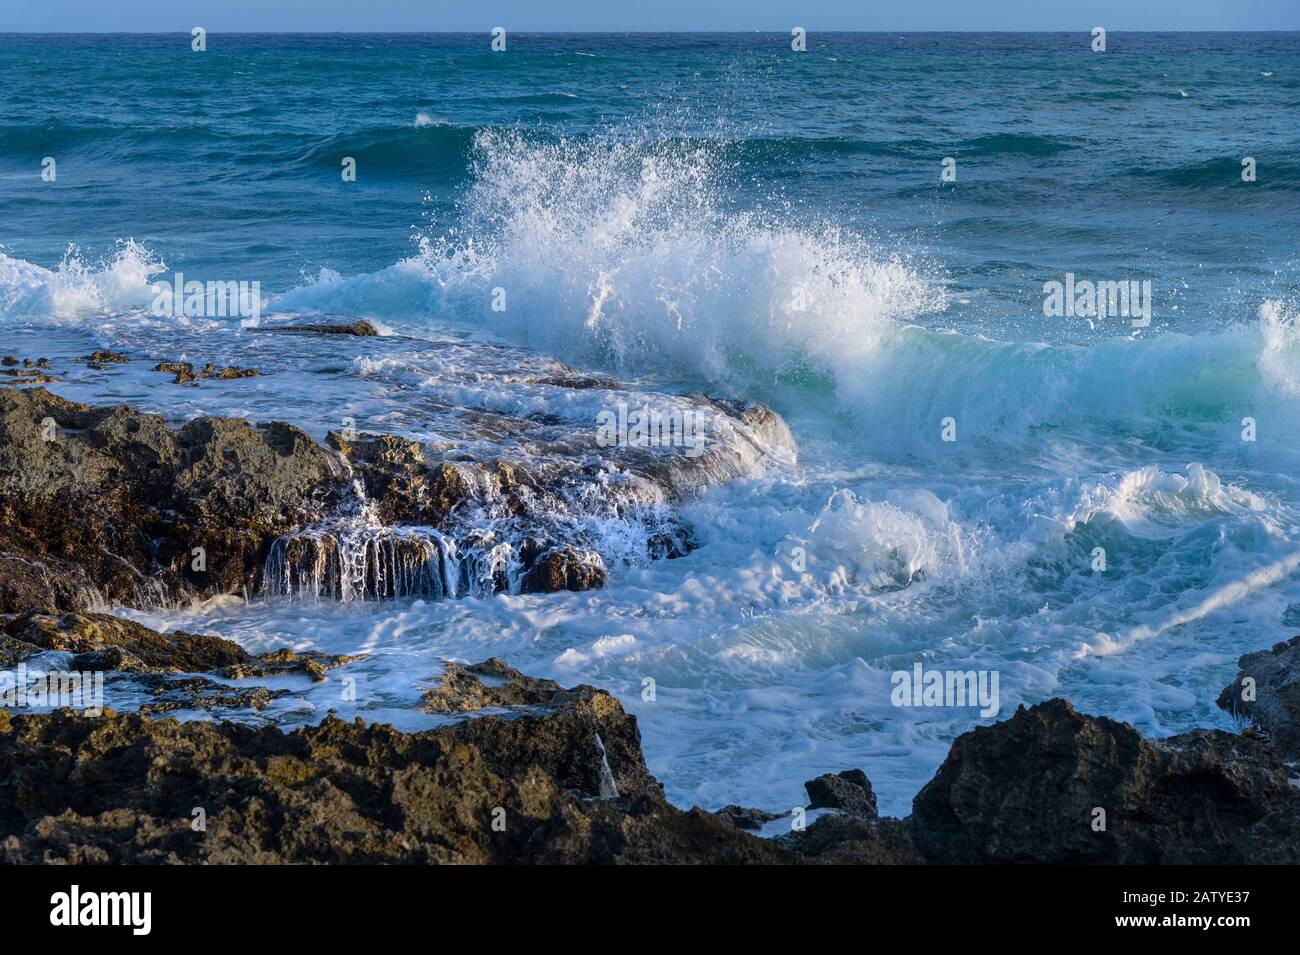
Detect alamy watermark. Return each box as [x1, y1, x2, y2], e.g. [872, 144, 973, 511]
[151, 272, 262, 323]
[890, 663, 1000, 718]
[1, 664, 104, 715]
[1043, 272, 1152, 328]
[595, 402, 708, 458]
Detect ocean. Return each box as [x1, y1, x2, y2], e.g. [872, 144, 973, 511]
[2, 32, 1299, 816]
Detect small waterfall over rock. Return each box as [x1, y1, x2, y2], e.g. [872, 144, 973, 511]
[262, 528, 456, 602]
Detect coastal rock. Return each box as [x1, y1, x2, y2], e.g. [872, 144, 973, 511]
[1, 611, 250, 673]
[0, 660, 920, 864]
[137, 676, 289, 714]
[265, 320, 379, 337]
[0, 387, 343, 611]
[1, 368, 794, 608]
[0, 706, 772, 863]
[6, 645, 1287, 864]
[325, 433, 469, 526]
[419, 658, 564, 713]
[211, 647, 364, 683]
[713, 804, 786, 831]
[153, 361, 261, 385]
[776, 814, 925, 864]
[1216, 635, 1300, 761]
[804, 768, 878, 819]
[519, 547, 607, 593]
[909, 698, 1299, 863]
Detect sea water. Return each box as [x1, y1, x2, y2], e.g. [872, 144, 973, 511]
[2, 33, 1299, 815]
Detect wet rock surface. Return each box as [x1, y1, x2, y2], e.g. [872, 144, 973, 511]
[137, 676, 289, 714]
[0, 651, 941, 864]
[211, 648, 364, 683]
[264, 319, 379, 336]
[1217, 635, 1300, 761]
[1, 648, 1297, 863]
[153, 361, 261, 385]
[1, 367, 60, 385]
[0, 387, 342, 612]
[420, 658, 566, 713]
[0, 612, 361, 714]
[1, 333, 797, 608]
[1, 611, 250, 673]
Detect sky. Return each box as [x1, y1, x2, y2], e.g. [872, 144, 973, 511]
[1, 1, 1298, 33]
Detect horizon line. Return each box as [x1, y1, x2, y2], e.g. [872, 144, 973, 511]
[3, 29, 1299, 35]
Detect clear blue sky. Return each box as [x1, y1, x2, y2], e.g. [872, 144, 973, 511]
[2, 0, 1296, 32]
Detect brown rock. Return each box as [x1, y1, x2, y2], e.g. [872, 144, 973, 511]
[520, 547, 607, 593]
[1, 611, 250, 673]
[420, 658, 563, 713]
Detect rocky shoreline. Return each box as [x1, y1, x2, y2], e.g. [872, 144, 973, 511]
[1, 625, 1294, 863]
[1, 350, 1297, 864]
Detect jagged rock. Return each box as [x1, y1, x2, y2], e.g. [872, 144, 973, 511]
[1217, 635, 1300, 761]
[211, 648, 364, 683]
[265, 320, 379, 337]
[1, 367, 793, 608]
[0, 706, 784, 863]
[153, 362, 260, 385]
[804, 769, 878, 819]
[420, 658, 563, 713]
[0, 368, 59, 385]
[137, 676, 289, 714]
[714, 805, 786, 831]
[776, 814, 924, 864]
[78, 352, 127, 364]
[519, 547, 607, 593]
[0, 387, 344, 611]
[325, 433, 469, 526]
[1, 611, 250, 673]
[0, 633, 39, 668]
[909, 699, 1300, 864]
[0, 663, 917, 864]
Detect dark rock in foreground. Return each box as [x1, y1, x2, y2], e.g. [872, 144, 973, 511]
[0, 647, 923, 864]
[0, 663, 816, 864]
[713, 804, 786, 831]
[804, 769, 878, 819]
[1, 643, 1297, 863]
[910, 699, 1299, 863]
[1217, 635, 1300, 762]
[775, 814, 924, 864]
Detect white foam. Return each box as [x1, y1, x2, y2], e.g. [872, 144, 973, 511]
[0, 242, 163, 324]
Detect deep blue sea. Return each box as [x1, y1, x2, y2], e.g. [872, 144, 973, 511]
[3, 33, 1300, 815]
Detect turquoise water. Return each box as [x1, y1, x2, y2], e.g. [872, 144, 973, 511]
[3, 33, 1300, 814]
